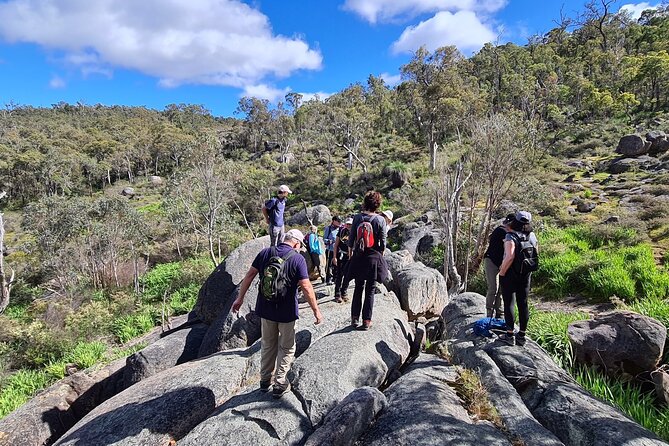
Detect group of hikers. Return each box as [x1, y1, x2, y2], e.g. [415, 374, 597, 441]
[232, 184, 538, 397]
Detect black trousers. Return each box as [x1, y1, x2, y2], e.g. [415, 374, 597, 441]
[352, 278, 375, 321]
[501, 272, 531, 332]
[334, 257, 350, 296]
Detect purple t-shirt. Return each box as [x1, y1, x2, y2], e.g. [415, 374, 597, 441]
[251, 243, 309, 323]
[264, 197, 286, 227]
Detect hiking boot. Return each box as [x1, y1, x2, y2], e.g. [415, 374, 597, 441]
[259, 380, 271, 392]
[341, 294, 349, 302]
[334, 295, 343, 303]
[351, 318, 359, 327]
[498, 332, 515, 346]
[272, 382, 291, 399]
[516, 332, 526, 346]
[359, 319, 372, 331]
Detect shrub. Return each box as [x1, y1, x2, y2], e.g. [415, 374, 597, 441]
[112, 308, 157, 343]
[141, 262, 183, 302]
[64, 341, 107, 369]
[168, 283, 200, 315]
[0, 370, 51, 418]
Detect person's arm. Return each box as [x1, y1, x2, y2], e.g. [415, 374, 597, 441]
[298, 278, 323, 324]
[232, 267, 259, 312]
[498, 239, 516, 276]
[333, 237, 340, 266]
[377, 216, 387, 252]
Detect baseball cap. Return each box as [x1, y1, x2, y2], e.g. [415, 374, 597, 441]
[278, 184, 292, 194]
[345, 217, 353, 224]
[284, 228, 304, 246]
[381, 210, 394, 221]
[515, 210, 532, 223]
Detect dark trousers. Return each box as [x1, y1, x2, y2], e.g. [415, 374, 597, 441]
[501, 273, 531, 332]
[334, 257, 350, 296]
[325, 250, 334, 282]
[352, 278, 375, 321]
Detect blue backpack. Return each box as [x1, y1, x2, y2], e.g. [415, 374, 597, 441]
[309, 233, 324, 255]
[473, 317, 507, 337]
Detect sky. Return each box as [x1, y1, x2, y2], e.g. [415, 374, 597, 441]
[0, 0, 661, 117]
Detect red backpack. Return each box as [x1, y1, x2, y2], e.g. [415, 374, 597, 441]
[356, 215, 376, 252]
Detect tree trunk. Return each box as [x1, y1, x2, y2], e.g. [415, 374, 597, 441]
[0, 213, 13, 314]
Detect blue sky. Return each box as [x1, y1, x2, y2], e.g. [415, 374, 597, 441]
[0, 0, 660, 117]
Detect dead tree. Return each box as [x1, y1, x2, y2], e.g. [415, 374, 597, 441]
[0, 191, 15, 314]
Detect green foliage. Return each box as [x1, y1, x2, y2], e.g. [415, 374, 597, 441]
[168, 283, 200, 315]
[141, 262, 183, 302]
[0, 370, 51, 418]
[112, 308, 157, 344]
[527, 309, 589, 369]
[535, 226, 668, 301]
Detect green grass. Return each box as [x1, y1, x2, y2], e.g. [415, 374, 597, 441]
[527, 309, 589, 369]
[0, 370, 51, 418]
[112, 309, 157, 344]
[535, 226, 669, 302]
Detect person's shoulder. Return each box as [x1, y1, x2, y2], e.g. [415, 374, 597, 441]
[265, 197, 277, 207]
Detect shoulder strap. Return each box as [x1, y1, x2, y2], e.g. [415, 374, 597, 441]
[281, 249, 298, 262]
[270, 246, 277, 257]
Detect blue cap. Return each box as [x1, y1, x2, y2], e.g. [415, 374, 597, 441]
[515, 211, 532, 223]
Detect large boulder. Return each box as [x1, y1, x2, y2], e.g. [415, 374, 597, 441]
[287, 204, 332, 226]
[568, 311, 666, 376]
[179, 387, 311, 446]
[609, 155, 661, 174]
[394, 262, 448, 318]
[359, 355, 512, 445]
[194, 236, 269, 357]
[124, 323, 208, 386]
[291, 291, 411, 426]
[383, 249, 414, 292]
[148, 175, 163, 186]
[304, 387, 386, 446]
[647, 131, 669, 155]
[389, 220, 441, 257]
[616, 134, 649, 157]
[442, 293, 667, 446]
[0, 358, 127, 446]
[52, 299, 357, 446]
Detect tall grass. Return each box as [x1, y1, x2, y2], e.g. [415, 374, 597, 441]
[535, 225, 669, 302]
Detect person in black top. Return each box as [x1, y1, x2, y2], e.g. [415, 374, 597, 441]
[333, 217, 353, 302]
[346, 191, 388, 330]
[483, 214, 515, 318]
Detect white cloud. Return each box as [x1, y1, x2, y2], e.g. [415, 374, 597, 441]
[343, 0, 506, 24]
[620, 2, 659, 20]
[380, 72, 401, 86]
[49, 75, 65, 89]
[242, 84, 290, 102]
[298, 92, 333, 102]
[0, 0, 322, 91]
[392, 10, 496, 54]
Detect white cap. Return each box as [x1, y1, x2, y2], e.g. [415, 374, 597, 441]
[381, 210, 393, 221]
[284, 228, 304, 246]
[278, 184, 292, 194]
[345, 217, 353, 225]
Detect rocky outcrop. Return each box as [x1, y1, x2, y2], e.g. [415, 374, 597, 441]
[394, 262, 448, 317]
[291, 292, 411, 426]
[179, 387, 311, 446]
[287, 204, 332, 226]
[647, 131, 669, 155]
[124, 323, 208, 386]
[608, 155, 661, 174]
[0, 358, 127, 446]
[568, 311, 666, 376]
[148, 175, 163, 186]
[359, 355, 511, 445]
[616, 134, 649, 157]
[387, 215, 441, 257]
[195, 236, 269, 356]
[443, 293, 668, 446]
[304, 387, 386, 446]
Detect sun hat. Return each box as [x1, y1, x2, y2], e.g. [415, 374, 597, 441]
[381, 210, 394, 221]
[278, 184, 292, 194]
[284, 229, 304, 246]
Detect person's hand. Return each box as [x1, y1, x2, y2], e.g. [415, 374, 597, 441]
[232, 296, 244, 313]
[313, 308, 323, 325]
[265, 218, 270, 225]
[332, 257, 338, 266]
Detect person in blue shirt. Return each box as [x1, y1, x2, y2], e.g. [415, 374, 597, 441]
[323, 216, 341, 285]
[232, 229, 323, 397]
[262, 184, 291, 247]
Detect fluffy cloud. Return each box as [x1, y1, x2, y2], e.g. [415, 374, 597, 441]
[343, 0, 506, 24]
[391, 10, 496, 54]
[48, 75, 65, 89]
[380, 72, 401, 86]
[620, 2, 659, 20]
[242, 84, 291, 102]
[0, 0, 322, 90]
[298, 92, 333, 102]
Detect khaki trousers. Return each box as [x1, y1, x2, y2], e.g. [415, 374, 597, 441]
[260, 318, 296, 388]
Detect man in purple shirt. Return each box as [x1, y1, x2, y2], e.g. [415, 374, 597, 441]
[262, 184, 291, 246]
[232, 229, 323, 397]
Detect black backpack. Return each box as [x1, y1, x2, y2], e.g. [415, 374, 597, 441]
[260, 247, 297, 302]
[510, 232, 539, 275]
